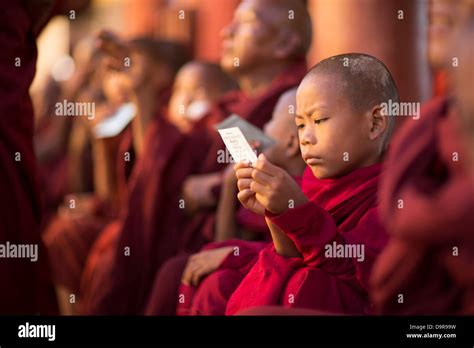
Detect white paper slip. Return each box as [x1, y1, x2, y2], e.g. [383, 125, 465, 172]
[215, 114, 276, 150]
[217, 127, 258, 166]
[94, 102, 137, 139]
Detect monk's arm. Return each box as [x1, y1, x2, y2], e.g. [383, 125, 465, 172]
[265, 217, 301, 258]
[215, 175, 239, 242]
[67, 121, 91, 192]
[267, 204, 387, 282]
[91, 136, 120, 207]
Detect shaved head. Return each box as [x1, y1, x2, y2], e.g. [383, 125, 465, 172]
[304, 53, 399, 144]
[259, 0, 313, 57]
[221, 0, 312, 75]
[273, 88, 299, 131]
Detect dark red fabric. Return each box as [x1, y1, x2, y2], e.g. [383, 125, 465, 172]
[179, 60, 308, 252]
[146, 177, 300, 316]
[84, 61, 306, 315]
[371, 97, 474, 315]
[81, 116, 205, 314]
[0, 1, 57, 314]
[42, 127, 133, 294]
[226, 164, 388, 315]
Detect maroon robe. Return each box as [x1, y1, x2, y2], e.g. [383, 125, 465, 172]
[80, 115, 206, 314]
[0, 1, 57, 314]
[83, 61, 307, 315]
[145, 207, 271, 315]
[144, 177, 299, 316]
[226, 164, 388, 315]
[371, 97, 474, 314]
[42, 128, 133, 294]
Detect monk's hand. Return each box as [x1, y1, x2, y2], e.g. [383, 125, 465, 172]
[58, 193, 99, 219]
[250, 154, 308, 215]
[182, 246, 234, 287]
[223, 163, 237, 186]
[182, 173, 221, 214]
[235, 161, 266, 216]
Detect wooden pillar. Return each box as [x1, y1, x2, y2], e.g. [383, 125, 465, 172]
[194, 0, 240, 61]
[307, 0, 432, 103]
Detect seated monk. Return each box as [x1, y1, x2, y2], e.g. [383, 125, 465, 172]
[370, 8, 474, 315]
[43, 36, 188, 315]
[227, 53, 397, 315]
[80, 61, 237, 315]
[83, 0, 312, 315]
[178, 0, 311, 251]
[145, 88, 306, 315]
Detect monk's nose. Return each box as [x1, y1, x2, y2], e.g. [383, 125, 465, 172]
[300, 127, 317, 145]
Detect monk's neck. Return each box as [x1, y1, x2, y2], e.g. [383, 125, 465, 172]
[238, 61, 289, 97]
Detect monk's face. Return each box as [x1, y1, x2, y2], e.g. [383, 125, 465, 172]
[168, 64, 218, 133]
[263, 92, 299, 167]
[220, 0, 282, 75]
[102, 71, 129, 106]
[296, 74, 377, 179]
[428, 0, 473, 69]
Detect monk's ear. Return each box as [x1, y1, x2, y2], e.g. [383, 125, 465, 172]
[286, 134, 300, 157]
[368, 105, 388, 141]
[273, 29, 301, 60]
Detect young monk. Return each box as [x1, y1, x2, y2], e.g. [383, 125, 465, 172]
[80, 61, 237, 315]
[145, 88, 307, 315]
[179, 0, 311, 245]
[370, 9, 474, 315]
[87, 0, 312, 315]
[226, 53, 397, 315]
[43, 36, 188, 315]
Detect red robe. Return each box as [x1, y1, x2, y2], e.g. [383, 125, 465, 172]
[169, 177, 302, 316]
[0, 1, 57, 314]
[84, 61, 307, 315]
[144, 205, 271, 316]
[371, 97, 474, 314]
[42, 128, 133, 294]
[80, 115, 206, 314]
[226, 164, 388, 315]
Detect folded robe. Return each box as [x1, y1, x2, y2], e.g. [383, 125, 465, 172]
[226, 163, 388, 315]
[371, 97, 474, 315]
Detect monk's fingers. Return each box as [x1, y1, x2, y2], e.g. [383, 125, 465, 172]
[237, 189, 256, 206]
[237, 178, 252, 191]
[249, 180, 270, 197]
[191, 266, 208, 287]
[251, 168, 273, 185]
[254, 154, 280, 176]
[182, 261, 201, 286]
[235, 167, 253, 180]
[234, 161, 252, 172]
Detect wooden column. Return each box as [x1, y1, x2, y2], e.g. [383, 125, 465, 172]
[307, 0, 431, 103]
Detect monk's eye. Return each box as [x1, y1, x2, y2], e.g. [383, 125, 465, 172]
[296, 124, 305, 130]
[315, 118, 328, 125]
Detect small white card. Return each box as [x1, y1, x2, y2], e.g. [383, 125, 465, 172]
[94, 102, 137, 139]
[218, 127, 258, 166]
